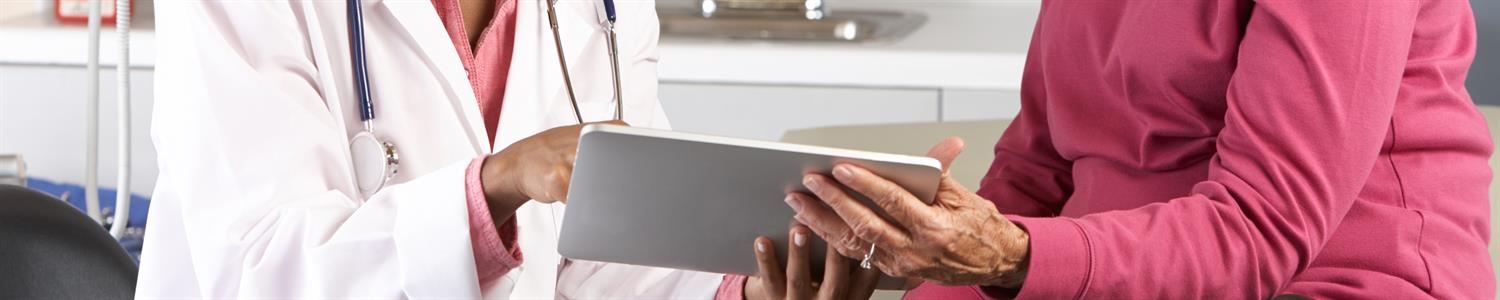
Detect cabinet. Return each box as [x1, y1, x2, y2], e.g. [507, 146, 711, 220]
[942, 89, 1021, 121]
[659, 83, 942, 141]
[0, 64, 158, 195]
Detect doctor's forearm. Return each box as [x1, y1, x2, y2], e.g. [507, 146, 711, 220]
[466, 157, 525, 284]
[480, 153, 529, 223]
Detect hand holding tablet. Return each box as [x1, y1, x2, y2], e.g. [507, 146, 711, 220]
[558, 124, 940, 289]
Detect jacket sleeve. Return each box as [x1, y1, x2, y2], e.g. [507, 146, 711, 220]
[974, 3, 1075, 218]
[1005, 1, 1421, 298]
[140, 1, 509, 297]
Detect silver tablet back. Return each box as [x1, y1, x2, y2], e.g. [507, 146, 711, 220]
[559, 124, 940, 286]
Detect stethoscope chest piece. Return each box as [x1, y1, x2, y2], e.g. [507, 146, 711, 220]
[341, 0, 620, 197]
[350, 131, 398, 197]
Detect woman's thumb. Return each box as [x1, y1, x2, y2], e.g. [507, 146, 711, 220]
[925, 137, 965, 173]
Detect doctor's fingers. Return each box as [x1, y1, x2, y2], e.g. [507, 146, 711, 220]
[753, 236, 788, 300]
[543, 164, 573, 203]
[816, 243, 851, 300]
[787, 193, 871, 258]
[828, 164, 936, 229]
[786, 225, 814, 300]
[597, 119, 631, 126]
[823, 238, 909, 280]
[801, 175, 913, 250]
[846, 263, 883, 300]
[548, 133, 582, 165]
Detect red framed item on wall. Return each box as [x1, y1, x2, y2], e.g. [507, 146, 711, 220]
[55, 0, 134, 24]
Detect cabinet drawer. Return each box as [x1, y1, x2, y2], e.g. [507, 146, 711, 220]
[942, 89, 1021, 121]
[660, 83, 940, 141]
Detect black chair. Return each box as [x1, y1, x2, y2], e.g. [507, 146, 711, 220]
[0, 185, 136, 299]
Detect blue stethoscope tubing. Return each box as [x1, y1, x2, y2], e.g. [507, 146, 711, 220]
[600, 0, 616, 23]
[347, 0, 399, 197]
[346, 0, 623, 197]
[348, 0, 375, 124]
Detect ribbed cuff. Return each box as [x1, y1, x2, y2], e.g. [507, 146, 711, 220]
[998, 216, 1092, 299]
[715, 274, 749, 300]
[465, 157, 524, 285]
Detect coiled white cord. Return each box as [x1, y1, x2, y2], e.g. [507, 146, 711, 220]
[109, 0, 133, 239]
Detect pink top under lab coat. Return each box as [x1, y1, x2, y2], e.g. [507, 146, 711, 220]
[909, 0, 1492, 299]
[439, 1, 747, 294]
[427, 0, 525, 286]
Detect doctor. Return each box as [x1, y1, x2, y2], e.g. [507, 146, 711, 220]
[140, 0, 726, 297]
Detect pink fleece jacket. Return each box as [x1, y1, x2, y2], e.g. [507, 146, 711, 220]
[909, 0, 1492, 299]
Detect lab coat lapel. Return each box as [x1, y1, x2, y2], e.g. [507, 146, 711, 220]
[491, 0, 606, 298]
[494, 0, 547, 149]
[497, 2, 561, 298]
[495, 0, 608, 149]
[378, 0, 490, 154]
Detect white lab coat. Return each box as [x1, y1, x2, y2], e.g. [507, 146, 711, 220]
[139, 0, 723, 298]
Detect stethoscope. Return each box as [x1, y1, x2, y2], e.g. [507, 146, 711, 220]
[347, 0, 624, 197]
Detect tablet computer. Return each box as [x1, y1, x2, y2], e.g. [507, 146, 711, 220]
[558, 124, 941, 288]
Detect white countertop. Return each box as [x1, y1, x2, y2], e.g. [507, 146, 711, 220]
[658, 0, 1038, 90]
[0, 0, 1038, 90]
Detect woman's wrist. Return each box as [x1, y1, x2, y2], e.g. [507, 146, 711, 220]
[992, 254, 1029, 289]
[989, 227, 1031, 289]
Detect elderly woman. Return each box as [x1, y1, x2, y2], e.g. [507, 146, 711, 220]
[767, 0, 1492, 298]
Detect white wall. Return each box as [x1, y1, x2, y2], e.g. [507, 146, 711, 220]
[0, 64, 158, 195]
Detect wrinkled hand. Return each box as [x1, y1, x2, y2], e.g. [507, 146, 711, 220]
[482, 120, 627, 214]
[745, 222, 883, 300]
[786, 137, 1030, 287]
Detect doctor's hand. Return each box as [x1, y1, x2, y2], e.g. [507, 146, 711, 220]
[745, 222, 882, 300]
[788, 137, 1031, 288]
[481, 120, 627, 215]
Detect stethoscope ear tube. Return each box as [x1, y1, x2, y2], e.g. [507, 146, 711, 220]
[606, 29, 622, 120]
[550, 0, 626, 124]
[546, 1, 586, 125]
[600, 0, 621, 120]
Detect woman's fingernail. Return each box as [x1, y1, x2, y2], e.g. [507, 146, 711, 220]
[833, 165, 853, 181]
[756, 241, 766, 253]
[785, 195, 803, 212]
[794, 232, 806, 247]
[803, 176, 821, 193]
